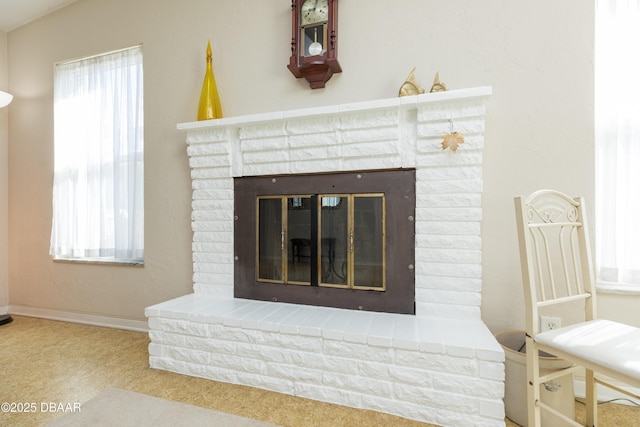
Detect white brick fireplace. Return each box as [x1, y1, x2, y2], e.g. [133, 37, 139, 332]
[146, 87, 506, 426]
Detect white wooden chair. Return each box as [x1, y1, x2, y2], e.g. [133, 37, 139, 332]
[514, 189, 640, 426]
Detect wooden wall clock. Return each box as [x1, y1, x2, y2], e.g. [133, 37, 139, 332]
[287, 0, 342, 89]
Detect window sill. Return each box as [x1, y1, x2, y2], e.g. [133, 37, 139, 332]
[596, 281, 640, 296]
[53, 257, 144, 267]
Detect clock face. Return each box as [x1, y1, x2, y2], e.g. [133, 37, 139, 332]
[301, 0, 329, 25]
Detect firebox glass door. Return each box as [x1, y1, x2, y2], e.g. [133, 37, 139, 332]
[258, 197, 283, 282]
[319, 194, 385, 289]
[320, 196, 348, 286]
[258, 194, 385, 290]
[353, 196, 384, 289]
[287, 196, 312, 284]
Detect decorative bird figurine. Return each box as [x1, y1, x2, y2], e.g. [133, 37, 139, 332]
[398, 67, 425, 97]
[430, 72, 446, 93]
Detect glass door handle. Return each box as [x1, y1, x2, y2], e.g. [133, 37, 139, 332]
[349, 230, 354, 253]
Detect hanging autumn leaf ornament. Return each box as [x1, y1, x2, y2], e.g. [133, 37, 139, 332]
[441, 131, 464, 152]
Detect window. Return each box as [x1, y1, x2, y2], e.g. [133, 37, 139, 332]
[257, 194, 385, 290]
[595, 1, 640, 289]
[234, 170, 415, 314]
[50, 46, 144, 263]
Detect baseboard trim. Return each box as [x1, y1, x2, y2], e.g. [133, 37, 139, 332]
[9, 305, 148, 332]
[0, 305, 8, 315]
[574, 378, 640, 406]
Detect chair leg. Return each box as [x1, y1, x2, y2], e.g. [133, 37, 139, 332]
[526, 336, 542, 427]
[585, 369, 597, 426]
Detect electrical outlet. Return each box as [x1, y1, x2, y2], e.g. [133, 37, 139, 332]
[541, 316, 561, 332]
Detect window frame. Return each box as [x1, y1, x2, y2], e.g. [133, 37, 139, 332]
[50, 45, 144, 265]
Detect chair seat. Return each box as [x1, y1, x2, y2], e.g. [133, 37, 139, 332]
[535, 319, 640, 382]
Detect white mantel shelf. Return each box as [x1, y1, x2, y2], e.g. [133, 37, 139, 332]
[177, 86, 492, 131]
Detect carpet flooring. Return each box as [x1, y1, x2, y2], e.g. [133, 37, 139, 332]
[1, 315, 639, 426]
[45, 388, 280, 427]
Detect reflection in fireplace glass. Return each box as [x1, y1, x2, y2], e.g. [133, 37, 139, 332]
[258, 197, 282, 282]
[320, 196, 348, 286]
[354, 196, 384, 289]
[287, 196, 311, 284]
[257, 194, 385, 290]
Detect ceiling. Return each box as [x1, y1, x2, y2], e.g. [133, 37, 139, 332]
[0, 0, 79, 32]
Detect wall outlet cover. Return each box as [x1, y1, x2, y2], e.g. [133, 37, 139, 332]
[541, 316, 561, 332]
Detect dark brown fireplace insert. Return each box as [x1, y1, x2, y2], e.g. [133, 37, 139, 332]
[234, 169, 415, 314]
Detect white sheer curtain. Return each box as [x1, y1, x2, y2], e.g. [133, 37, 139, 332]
[50, 46, 144, 260]
[595, 1, 640, 285]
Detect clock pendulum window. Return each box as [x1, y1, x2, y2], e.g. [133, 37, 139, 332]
[288, 0, 342, 89]
[305, 26, 324, 56]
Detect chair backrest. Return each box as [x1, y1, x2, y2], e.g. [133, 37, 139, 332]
[515, 190, 597, 335]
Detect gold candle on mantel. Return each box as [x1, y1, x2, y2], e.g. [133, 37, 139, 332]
[197, 40, 223, 121]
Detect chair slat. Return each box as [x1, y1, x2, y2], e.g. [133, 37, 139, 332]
[536, 292, 590, 308]
[569, 226, 584, 294]
[528, 221, 582, 228]
[559, 225, 573, 296]
[540, 228, 558, 299]
[529, 229, 547, 301]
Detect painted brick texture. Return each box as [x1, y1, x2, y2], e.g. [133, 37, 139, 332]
[149, 88, 505, 426]
[185, 91, 487, 318]
[147, 294, 505, 426]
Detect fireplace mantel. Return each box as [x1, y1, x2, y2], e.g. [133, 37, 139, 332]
[178, 86, 492, 131]
[147, 87, 506, 426]
[178, 87, 490, 180]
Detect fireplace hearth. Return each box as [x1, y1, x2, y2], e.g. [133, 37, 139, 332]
[146, 87, 506, 426]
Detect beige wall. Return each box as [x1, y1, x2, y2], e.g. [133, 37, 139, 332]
[5, 0, 599, 330]
[1, 30, 7, 311]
